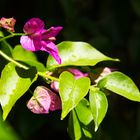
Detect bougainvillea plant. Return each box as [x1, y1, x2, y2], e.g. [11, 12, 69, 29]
[0, 17, 140, 139]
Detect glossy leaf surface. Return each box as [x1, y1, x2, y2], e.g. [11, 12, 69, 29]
[89, 87, 108, 131]
[47, 41, 118, 69]
[59, 71, 90, 119]
[98, 72, 140, 101]
[0, 63, 37, 120]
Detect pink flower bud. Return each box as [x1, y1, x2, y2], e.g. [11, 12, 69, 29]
[0, 17, 16, 32]
[67, 68, 88, 79]
[27, 86, 61, 114]
[50, 68, 88, 92]
[50, 81, 59, 92]
[95, 67, 113, 83]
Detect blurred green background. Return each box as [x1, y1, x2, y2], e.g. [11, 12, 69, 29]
[1, 0, 140, 139]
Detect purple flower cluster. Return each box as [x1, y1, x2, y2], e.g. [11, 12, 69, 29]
[20, 18, 63, 64]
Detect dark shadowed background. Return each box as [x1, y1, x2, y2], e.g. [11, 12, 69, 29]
[1, 0, 140, 139]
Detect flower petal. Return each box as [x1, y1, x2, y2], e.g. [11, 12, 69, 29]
[67, 68, 88, 79]
[41, 41, 61, 64]
[95, 67, 113, 83]
[42, 26, 63, 39]
[27, 86, 61, 114]
[0, 17, 16, 32]
[23, 18, 45, 34]
[20, 35, 41, 51]
[27, 86, 51, 114]
[51, 81, 59, 92]
[50, 92, 61, 111]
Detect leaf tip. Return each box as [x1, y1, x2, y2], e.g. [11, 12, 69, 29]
[60, 117, 63, 120]
[61, 112, 66, 120]
[2, 112, 8, 121]
[115, 58, 120, 62]
[94, 124, 99, 132]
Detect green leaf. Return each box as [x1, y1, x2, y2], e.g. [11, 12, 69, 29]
[89, 87, 108, 131]
[18, 60, 46, 72]
[68, 110, 81, 140]
[0, 31, 13, 72]
[68, 99, 94, 140]
[0, 31, 13, 55]
[12, 45, 46, 72]
[98, 71, 140, 102]
[0, 111, 21, 140]
[59, 71, 90, 119]
[12, 45, 37, 61]
[0, 63, 37, 120]
[47, 41, 119, 70]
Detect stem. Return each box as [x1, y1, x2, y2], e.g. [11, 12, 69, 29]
[0, 33, 59, 81]
[0, 32, 28, 69]
[0, 50, 28, 70]
[38, 72, 59, 81]
[0, 33, 24, 42]
[0, 50, 58, 81]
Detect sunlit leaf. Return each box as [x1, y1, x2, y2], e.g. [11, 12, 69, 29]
[12, 45, 37, 61]
[68, 99, 94, 140]
[0, 63, 37, 120]
[59, 71, 90, 119]
[89, 87, 108, 131]
[12, 45, 46, 72]
[98, 71, 140, 101]
[47, 41, 119, 70]
[68, 110, 81, 140]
